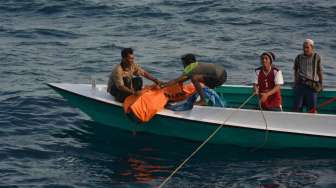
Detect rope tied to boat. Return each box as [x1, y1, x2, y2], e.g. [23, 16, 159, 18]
[250, 101, 269, 152]
[158, 93, 256, 188]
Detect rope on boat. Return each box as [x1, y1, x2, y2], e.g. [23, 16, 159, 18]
[250, 101, 269, 152]
[158, 93, 256, 188]
[132, 123, 140, 136]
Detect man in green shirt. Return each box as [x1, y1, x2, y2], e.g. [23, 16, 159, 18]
[162, 54, 227, 106]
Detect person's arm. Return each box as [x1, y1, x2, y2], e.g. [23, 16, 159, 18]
[253, 84, 259, 95]
[317, 55, 323, 86]
[133, 63, 161, 85]
[260, 85, 280, 101]
[294, 56, 299, 85]
[114, 74, 134, 95]
[318, 71, 323, 86]
[253, 70, 259, 94]
[143, 70, 161, 85]
[111, 66, 135, 95]
[116, 83, 134, 95]
[161, 74, 189, 88]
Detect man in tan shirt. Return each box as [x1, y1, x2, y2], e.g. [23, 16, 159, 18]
[107, 48, 162, 102]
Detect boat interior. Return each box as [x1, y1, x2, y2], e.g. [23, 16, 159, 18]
[214, 85, 336, 115]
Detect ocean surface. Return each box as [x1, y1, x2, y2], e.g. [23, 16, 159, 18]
[1, 0, 336, 187]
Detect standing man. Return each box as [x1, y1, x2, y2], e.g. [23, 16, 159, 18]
[107, 48, 162, 102]
[293, 39, 323, 113]
[161, 54, 227, 106]
[253, 52, 284, 111]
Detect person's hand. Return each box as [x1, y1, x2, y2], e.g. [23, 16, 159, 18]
[159, 82, 167, 88]
[153, 79, 163, 86]
[156, 80, 163, 85]
[152, 84, 161, 89]
[253, 88, 259, 95]
[133, 90, 142, 96]
[157, 81, 166, 89]
[260, 92, 269, 103]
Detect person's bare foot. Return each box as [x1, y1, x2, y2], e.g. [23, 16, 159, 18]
[194, 100, 207, 106]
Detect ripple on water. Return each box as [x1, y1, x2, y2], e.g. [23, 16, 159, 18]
[1, 0, 336, 187]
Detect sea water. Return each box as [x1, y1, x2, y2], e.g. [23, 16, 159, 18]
[1, 0, 336, 187]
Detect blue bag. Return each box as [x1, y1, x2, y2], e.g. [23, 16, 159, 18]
[166, 87, 225, 111]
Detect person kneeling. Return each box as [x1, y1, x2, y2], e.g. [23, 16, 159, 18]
[107, 48, 162, 102]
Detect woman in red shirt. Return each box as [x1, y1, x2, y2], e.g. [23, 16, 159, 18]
[253, 52, 284, 111]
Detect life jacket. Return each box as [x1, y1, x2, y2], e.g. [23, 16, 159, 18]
[255, 66, 282, 110]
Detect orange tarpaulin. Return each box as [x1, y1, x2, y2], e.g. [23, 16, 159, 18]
[163, 83, 196, 102]
[123, 83, 195, 122]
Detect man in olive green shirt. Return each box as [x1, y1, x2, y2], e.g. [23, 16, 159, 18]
[162, 54, 227, 106]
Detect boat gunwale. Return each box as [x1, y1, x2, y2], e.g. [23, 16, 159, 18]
[47, 83, 336, 139]
[220, 84, 336, 91]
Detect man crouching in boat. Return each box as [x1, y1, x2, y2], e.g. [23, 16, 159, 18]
[161, 54, 227, 106]
[253, 52, 284, 111]
[107, 48, 162, 102]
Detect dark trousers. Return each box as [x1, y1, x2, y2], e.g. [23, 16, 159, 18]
[203, 70, 227, 89]
[109, 77, 143, 102]
[293, 83, 317, 112]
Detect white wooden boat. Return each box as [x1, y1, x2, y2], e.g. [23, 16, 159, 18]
[48, 83, 336, 149]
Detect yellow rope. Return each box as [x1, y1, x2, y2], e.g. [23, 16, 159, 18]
[250, 101, 269, 152]
[158, 93, 256, 188]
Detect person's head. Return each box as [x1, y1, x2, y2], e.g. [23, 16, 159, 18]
[260, 52, 275, 71]
[181, 53, 196, 67]
[303, 39, 314, 56]
[121, 48, 134, 65]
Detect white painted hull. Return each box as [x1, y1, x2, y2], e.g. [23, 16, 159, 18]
[48, 83, 336, 148]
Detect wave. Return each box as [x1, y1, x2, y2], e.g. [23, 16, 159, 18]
[84, 43, 123, 51]
[223, 16, 263, 26]
[162, 0, 218, 8]
[0, 1, 43, 13]
[116, 6, 173, 19]
[185, 17, 219, 25]
[251, 3, 336, 20]
[36, 5, 67, 14]
[4, 27, 84, 39]
[33, 28, 84, 39]
[0, 0, 116, 18]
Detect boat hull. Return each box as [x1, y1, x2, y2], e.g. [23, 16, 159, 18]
[51, 85, 336, 149]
